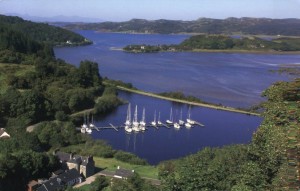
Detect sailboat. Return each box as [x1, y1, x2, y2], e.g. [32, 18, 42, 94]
[86, 114, 92, 134]
[166, 108, 173, 124]
[174, 122, 180, 129]
[186, 105, 196, 125]
[139, 107, 146, 131]
[125, 103, 133, 133]
[179, 109, 185, 125]
[185, 122, 192, 128]
[151, 110, 157, 126]
[124, 103, 131, 126]
[132, 105, 140, 132]
[157, 112, 162, 126]
[173, 109, 180, 129]
[81, 113, 88, 133]
[89, 115, 95, 129]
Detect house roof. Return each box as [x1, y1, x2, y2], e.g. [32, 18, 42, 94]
[0, 128, 10, 138]
[52, 169, 64, 176]
[115, 168, 134, 178]
[37, 169, 81, 191]
[55, 151, 94, 166]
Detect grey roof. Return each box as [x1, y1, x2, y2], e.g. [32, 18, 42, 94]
[55, 151, 94, 166]
[37, 169, 81, 191]
[56, 151, 82, 164]
[52, 169, 64, 176]
[115, 168, 134, 178]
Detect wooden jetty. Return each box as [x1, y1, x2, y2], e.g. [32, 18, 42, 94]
[109, 123, 119, 131]
[161, 123, 170, 129]
[194, 121, 205, 127]
[152, 125, 159, 130]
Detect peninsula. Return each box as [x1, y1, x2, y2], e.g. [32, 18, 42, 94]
[123, 34, 300, 53]
[115, 86, 260, 116]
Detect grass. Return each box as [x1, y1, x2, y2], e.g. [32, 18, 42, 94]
[94, 157, 159, 179]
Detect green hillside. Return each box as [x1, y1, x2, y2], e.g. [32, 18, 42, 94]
[65, 17, 300, 36]
[0, 14, 91, 46]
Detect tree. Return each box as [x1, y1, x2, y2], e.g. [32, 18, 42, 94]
[78, 60, 102, 88]
[90, 175, 109, 191]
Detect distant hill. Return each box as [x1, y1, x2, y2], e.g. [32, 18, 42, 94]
[0, 14, 91, 46]
[65, 17, 300, 36]
[6, 13, 104, 23]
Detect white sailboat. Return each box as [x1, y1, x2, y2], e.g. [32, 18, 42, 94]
[124, 103, 131, 126]
[179, 109, 185, 125]
[187, 105, 196, 125]
[185, 122, 192, 128]
[151, 110, 157, 126]
[166, 108, 173, 124]
[125, 125, 132, 133]
[81, 113, 88, 133]
[139, 107, 146, 131]
[86, 114, 92, 134]
[89, 115, 95, 129]
[174, 122, 180, 129]
[157, 112, 162, 126]
[132, 105, 140, 132]
[125, 103, 133, 133]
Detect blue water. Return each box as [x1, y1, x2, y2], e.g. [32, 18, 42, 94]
[91, 91, 261, 164]
[55, 31, 300, 108]
[54, 31, 299, 164]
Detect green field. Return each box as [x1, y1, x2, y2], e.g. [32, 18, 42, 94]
[94, 157, 158, 179]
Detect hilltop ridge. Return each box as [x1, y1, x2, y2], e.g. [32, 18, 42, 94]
[65, 17, 300, 36]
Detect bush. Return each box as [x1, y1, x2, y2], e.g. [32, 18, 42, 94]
[55, 111, 68, 121]
[114, 151, 148, 165]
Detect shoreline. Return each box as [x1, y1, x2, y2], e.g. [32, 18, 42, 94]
[116, 86, 260, 116]
[122, 48, 300, 55]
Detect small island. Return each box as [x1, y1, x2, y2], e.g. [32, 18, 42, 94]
[123, 34, 300, 53]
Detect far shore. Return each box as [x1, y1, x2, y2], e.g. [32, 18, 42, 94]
[122, 48, 300, 55]
[190, 49, 300, 55]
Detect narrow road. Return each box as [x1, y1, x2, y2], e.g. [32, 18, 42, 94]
[74, 170, 161, 188]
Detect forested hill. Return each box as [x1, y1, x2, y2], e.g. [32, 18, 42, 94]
[65, 17, 300, 36]
[0, 14, 91, 46]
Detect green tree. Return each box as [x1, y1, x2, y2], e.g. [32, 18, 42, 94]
[90, 175, 109, 191]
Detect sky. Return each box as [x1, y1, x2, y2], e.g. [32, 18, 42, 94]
[0, 0, 300, 22]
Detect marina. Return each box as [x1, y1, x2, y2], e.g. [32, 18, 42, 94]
[77, 103, 205, 133]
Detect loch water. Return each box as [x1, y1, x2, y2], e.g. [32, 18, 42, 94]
[54, 31, 300, 164]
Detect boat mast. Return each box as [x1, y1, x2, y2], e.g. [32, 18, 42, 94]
[188, 105, 191, 120]
[142, 107, 145, 123]
[134, 105, 138, 123]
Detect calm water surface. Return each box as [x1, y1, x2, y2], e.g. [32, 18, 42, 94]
[55, 31, 300, 108]
[54, 31, 299, 164]
[91, 91, 261, 165]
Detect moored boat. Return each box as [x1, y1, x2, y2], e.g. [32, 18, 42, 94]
[151, 110, 157, 126]
[166, 108, 173, 124]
